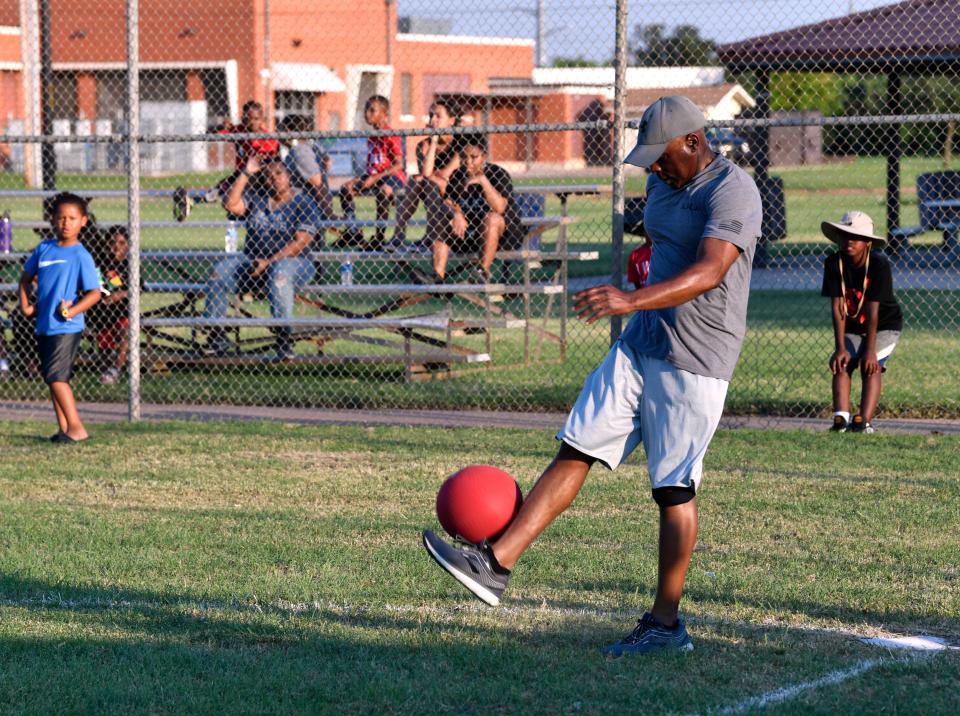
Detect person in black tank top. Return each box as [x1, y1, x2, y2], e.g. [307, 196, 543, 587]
[386, 99, 463, 252]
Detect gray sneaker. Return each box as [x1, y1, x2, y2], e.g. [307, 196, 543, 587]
[422, 529, 510, 606]
[603, 612, 694, 657]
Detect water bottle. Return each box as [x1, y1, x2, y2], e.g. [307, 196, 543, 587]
[0, 211, 11, 253]
[224, 220, 238, 253]
[339, 261, 354, 286]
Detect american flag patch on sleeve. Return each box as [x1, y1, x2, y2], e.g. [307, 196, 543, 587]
[717, 219, 743, 234]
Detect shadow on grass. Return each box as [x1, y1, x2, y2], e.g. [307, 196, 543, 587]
[508, 580, 958, 643]
[0, 573, 929, 715]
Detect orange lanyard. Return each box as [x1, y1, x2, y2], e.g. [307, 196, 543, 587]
[837, 250, 870, 320]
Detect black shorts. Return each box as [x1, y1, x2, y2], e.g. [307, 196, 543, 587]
[447, 223, 525, 256]
[38, 332, 83, 385]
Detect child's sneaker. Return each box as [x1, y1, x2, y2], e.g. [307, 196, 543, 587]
[336, 226, 365, 248]
[100, 367, 120, 385]
[849, 415, 875, 434]
[173, 186, 192, 222]
[829, 415, 849, 432]
[382, 237, 406, 253]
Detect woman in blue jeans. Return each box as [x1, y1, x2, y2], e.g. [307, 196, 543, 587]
[205, 154, 318, 358]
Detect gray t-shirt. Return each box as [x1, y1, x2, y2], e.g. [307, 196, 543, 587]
[284, 142, 328, 191]
[620, 155, 761, 381]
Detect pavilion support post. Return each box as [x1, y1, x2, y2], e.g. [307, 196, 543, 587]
[752, 69, 772, 267]
[885, 69, 903, 254]
[754, 69, 771, 182]
[524, 96, 534, 170]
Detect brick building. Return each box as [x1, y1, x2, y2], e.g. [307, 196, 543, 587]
[0, 2, 755, 175]
[0, 0, 534, 173]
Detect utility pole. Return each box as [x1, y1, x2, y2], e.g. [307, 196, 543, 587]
[536, 0, 546, 67]
[386, 0, 394, 65]
[19, 0, 41, 188]
[39, 0, 56, 194]
[262, 0, 272, 124]
[610, 0, 627, 342]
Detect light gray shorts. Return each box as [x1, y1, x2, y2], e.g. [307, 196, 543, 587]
[557, 340, 729, 491]
[843, 330, 900, 373]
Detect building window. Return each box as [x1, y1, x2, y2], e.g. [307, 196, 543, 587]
[49, 71, 79, 120]
[275, 91, 315, 123]
[400, 73, 413, 117]
[141, 70, 188, 102]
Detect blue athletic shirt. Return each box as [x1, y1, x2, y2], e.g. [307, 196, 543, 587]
[23, 239, 100, 336]
[242, 190, 319, 259]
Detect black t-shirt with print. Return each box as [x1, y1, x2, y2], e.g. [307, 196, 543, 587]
[88, 258, 132, 329]
[415, 137, 463, 175]
[821, 250, 903, 334]
[446, 163, 525, 248]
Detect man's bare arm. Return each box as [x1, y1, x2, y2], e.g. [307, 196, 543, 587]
[573, 238, 742, 324]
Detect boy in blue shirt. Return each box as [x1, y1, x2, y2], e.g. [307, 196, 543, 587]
[19, 193, 101, 443]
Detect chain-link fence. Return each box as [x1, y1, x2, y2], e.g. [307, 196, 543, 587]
[0, 0, 957, 421]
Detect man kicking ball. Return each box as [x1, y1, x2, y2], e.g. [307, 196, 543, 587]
[422, 96, 762, 656]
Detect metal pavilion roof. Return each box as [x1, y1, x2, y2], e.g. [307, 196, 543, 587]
[717, 0, 960, 71]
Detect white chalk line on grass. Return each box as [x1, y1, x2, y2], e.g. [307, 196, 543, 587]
[3, 592, 956, 647]
[698, 651, 934, 716]
[0, 593, 904, 636]
[5, 591, 956, 713]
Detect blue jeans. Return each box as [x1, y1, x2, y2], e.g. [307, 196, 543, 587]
[204, 254, 315, 323]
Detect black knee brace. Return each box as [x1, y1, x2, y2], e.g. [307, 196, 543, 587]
[652, 486, 696, 507]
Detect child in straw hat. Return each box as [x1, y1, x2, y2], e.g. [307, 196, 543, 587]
[820, 211, 903, 433]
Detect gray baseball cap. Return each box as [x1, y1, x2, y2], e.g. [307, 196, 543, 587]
[625, 96, 706, 168]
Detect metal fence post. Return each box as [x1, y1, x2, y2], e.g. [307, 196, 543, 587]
[126, 0, 141, 421]
[609, 0, 628, 343]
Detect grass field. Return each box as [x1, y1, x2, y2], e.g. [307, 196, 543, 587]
[0, 420, 957, 714]
[0, 155, 954, 263]
[1, 289, 957, 417]
[1, 156, 957, 417]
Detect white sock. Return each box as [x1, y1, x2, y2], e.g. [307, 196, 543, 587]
[833, 411, 851, 423]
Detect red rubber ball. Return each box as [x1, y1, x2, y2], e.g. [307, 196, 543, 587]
[436, 465, 523, 543]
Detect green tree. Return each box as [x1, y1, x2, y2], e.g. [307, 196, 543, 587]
[769, 72, 845, 115]
[632, 23, 717, 66]
[553, 56, 599, 68]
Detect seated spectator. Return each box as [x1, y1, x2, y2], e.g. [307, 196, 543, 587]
[337, 95, 406, 251]
[174, 100, 279, 220]
[426, 135, 524, 283]
[88, 226, 134, 385]
[386, 99, 463, 253]
[277, 114, 336, 255]
[0, 334, 8, 379]
[204, 155, 318, 359]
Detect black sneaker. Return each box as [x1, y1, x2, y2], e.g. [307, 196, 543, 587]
[383, 237, 406, 253]
[407, 265, 438, 285]
[336, 226, 365, 248]
[603, 612, 694, 657]
[173, 186, 192, 222]
[849, 415, 875, 434]
[422, 529, 510, 606]
[829, 415, 849, 433]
